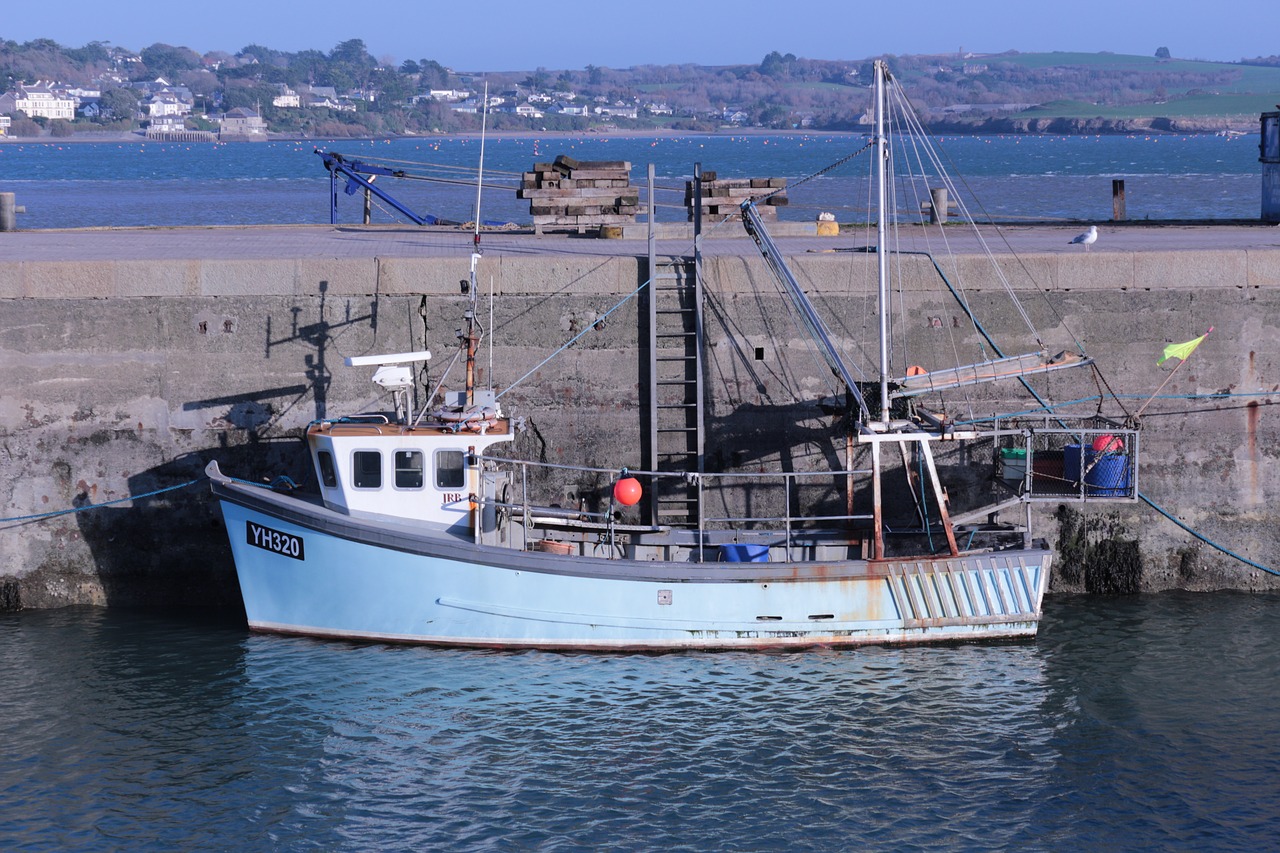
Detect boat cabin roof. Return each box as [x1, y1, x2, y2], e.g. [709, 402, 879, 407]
[309, 419, 512, 439]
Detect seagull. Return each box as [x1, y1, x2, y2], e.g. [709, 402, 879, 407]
[1069, 225, 1098, 251]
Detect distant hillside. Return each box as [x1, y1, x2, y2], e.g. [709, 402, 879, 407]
[2, 38, 1278, 136]
[892, 52, 1280, 133]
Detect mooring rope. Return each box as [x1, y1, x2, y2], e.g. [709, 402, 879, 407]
[0, 478, 207, 525]
[0, 474, 287, 526]
[1139, 492, 1279, 577]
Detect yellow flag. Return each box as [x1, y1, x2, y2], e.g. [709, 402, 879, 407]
[1157, 333, 1207, 366]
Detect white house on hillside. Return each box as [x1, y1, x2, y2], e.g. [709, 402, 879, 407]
[272, 85, 300, 108]
[147, 88, 192, 118]
[596, 103, 638, 120]
[305, 85, 356, 112]
[0, 82, 76, 120]
[63, 85, 101, 103]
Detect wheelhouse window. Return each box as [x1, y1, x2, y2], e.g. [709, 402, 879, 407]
[352, 450, 382, 489]
[434, 449, 465, 489]
[317, 450, 338, 488]
[394, 450, 425, 489]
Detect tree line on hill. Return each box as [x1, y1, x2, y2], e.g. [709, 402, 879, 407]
[2, 37, 1277, 137]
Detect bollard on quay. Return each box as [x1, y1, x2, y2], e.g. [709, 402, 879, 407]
[0, 192, 26, 231]
[929, 187, 948, 224]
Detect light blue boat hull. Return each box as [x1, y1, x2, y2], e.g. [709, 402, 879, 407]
[214, 481, 1050, 651]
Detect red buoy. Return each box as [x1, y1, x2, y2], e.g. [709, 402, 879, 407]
[613, 476, 642, 506]
[1092, 434, 1122, 453]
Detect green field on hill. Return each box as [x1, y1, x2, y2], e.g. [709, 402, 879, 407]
[1021, 93, 1280, 120]
[891, 52, 1280, 125]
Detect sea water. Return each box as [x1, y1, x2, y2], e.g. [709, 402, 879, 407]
[0, 132, 1263, 229]
[1, 593, 1277, 851]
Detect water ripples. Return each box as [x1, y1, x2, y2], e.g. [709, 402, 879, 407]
[0, 134, 1264, 228]
[2, 594, 1278, 850]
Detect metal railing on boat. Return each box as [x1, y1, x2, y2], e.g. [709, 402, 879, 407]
[474, 454, 875, 562]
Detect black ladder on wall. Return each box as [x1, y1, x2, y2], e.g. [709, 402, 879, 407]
[644, 163, 705, 527]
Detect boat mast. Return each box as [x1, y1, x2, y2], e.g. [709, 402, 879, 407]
[874, 59, 891, 426]
[465, 82, 489, 407]
[473, 81, 488, 257]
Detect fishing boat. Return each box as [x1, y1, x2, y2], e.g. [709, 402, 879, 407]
[207, 62, 1138, 650]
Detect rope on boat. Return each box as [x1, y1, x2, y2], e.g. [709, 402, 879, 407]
[953, 390, 1280, 426]
[495, 275, 654, 400]
[753, 140, 875, 204]
[883, 79, 1046, 347]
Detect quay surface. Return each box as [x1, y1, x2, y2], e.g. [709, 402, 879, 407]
[3, 222, 1280, 609]
[3, 221, 1280, 265]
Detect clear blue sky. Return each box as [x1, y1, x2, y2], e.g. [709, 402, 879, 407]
[4, 0, 1274, 70]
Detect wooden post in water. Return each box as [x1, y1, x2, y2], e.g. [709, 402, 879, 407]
[1112, 179, 1127, 221]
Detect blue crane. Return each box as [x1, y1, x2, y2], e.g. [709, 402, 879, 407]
[316, 149, 455, 226]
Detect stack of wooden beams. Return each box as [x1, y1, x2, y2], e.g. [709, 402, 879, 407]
[686, 172, 788, 221]
[519, 155, 638, 232]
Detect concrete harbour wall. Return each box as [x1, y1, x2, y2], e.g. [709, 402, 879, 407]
[3, 231, 1280, 609]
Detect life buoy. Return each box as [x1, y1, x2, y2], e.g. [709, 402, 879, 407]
[427, 407, 500, 431]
